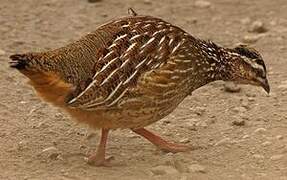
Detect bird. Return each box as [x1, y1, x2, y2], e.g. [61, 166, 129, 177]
[9, 10, 270, 166]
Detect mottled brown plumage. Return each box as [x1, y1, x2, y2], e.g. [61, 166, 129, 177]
[10, 12, 269, 166]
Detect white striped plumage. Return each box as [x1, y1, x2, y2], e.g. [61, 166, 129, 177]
[68, 16, 190, 110]
[65, 15, 268, 128]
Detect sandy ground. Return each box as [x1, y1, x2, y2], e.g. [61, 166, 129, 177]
[1, 0, 287, 179]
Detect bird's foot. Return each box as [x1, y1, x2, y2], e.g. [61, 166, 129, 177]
[87, 155, 114, 167]
[132, 128, 191, 153]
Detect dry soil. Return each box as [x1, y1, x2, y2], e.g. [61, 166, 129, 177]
[0, 0, 287, 179]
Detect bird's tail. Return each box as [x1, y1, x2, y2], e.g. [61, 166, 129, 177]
[10, 53, 74, 106]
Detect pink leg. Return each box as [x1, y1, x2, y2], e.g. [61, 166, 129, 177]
[87, 129, 113, 166]
[132, 128, 190, 153]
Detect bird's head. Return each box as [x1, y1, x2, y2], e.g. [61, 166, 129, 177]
[220, 45, 270, 93]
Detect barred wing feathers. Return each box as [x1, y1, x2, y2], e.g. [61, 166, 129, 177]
[67, 16, 191, 110]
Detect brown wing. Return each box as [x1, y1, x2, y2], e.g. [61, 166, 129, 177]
[67, 16, 191, 110]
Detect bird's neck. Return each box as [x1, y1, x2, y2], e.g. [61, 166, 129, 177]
[189, 63, 220, 92]
[186, 40, 229, 91]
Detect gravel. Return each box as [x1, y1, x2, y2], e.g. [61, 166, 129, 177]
[194, 0, 211, 8]
[188, 164, 207, 173]
[151, 165, 179, 175]
[224, 82, 241, 93]
[249, 21, 268, 33]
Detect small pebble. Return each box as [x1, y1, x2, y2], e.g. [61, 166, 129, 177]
[253, 154, 265, 159]
[249, 21, 268, 33]
[151, 165, 179, 175]
[143, 0, 152, 5]
[257, 173, 267, 177]
[241, 100, 249, 109]
[187, 124, 197, 131]
[224, 82, 241, 93]
[87, 0, 102, 3]
[60, 169, 66, 174]
[214, 138, 230, 146]
[40, 146, 61, 160]
[196, 121, 208, 128]
[254, 128, 267, 133]
[162, 119, 171, 125]
[86, 132, 97, 140]
[276, 135, 284, 140]
[126, 131, 139, 138]
[194, 0, 211, 8]
[17, 140, 29, 150]
[79, 145, 87, 150]
[0, 49, 6, 55]
[262, 141, 272, 147]
[173, 160, 189, 173]
[242, 34, 261, 43]
[187, 18, 198, 24]
[42, 146, 58, 152]
[192, 107, 206, 116]
[179, 175, 189, 180]
[246, 92, 256, 97]
[179, 138, 190, 143]
[232, 119, 245, 126]
[100, 14, 108, 18]
[232, 107, 247, 113]
[270, 154, 284, 161]
[278, 81, 287, 90]
[240, 17, 251, 25]
[242, 135, 250, 139]
[239, 115, 249, 121]
[247, 97, 255, 102]
[188, 164, 206, 173]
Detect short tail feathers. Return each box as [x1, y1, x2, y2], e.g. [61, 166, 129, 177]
[9, 54, 30, 70]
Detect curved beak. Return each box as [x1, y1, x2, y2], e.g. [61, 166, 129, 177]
[259, 78, 270, 94]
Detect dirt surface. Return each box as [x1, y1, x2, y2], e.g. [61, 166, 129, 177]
[1, 0, 287, 179]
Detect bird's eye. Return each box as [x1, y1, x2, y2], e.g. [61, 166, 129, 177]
[255, 59, 263, 66]
[256, 68, 266, 78]
[261, 71, 266, 78]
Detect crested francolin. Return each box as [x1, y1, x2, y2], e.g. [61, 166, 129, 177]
[10, 11, 269, 166]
